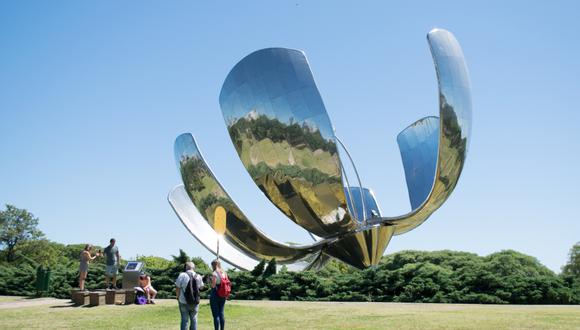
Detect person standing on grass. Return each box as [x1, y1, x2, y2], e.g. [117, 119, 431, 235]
[103, 238, 120, 289]
[79, 244, 100, 291]
[175, 261, 204, 330]
[210, 259, 229, 330]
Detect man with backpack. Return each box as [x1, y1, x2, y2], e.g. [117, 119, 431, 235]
[175, 261, 204, 330]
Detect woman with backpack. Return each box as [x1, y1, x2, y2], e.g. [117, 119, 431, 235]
[210, 259, 230, 330]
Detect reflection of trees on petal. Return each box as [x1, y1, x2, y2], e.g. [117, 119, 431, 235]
[171, 30, 472, 270]
[226, 113, 351, 237]
[180, 156, 208, 192]
[439, 94, 467, 191]
[228, 115, 337, 155]
[173, 134, 327, 266]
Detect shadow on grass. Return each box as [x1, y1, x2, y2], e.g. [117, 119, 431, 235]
[49, 304, 76, 309]
[50, 303, 144, 309]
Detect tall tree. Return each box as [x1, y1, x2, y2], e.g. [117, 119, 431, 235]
[172, 249, 190, 266]
[561, 242, 580, 279]
[251, 259, 266, 277]
[191, 256, 211, 274]
[561, 242, 580, 301]
[0, 205, 44, 262]
[264, 258, 277, 277]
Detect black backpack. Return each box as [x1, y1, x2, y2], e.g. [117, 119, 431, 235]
[184, 272, 200, 305]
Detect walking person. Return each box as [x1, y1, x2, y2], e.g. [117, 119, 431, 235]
[210, 259, 230, 330]
[79, 244, 99, 291]
[175, 261, 204, 330]
[103, 238, 120, 289]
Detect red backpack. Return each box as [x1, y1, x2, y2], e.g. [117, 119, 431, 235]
[217, 272, 231, 298]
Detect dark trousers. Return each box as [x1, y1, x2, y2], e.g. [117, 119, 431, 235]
[209, 290, 226, 330]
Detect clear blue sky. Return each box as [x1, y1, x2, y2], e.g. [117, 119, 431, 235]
[1, 1, 578, 272]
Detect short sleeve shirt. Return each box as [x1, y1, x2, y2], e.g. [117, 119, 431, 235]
[213, 271, 225, 285]
[103, 245, 118, 266]
[175, 270, 204, 304]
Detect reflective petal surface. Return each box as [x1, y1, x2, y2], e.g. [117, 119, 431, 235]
[168, 184, 323, 271]
[397, 116, 439, 210]
[169, 28, 472, 270]
[373, 28, 472, 235]
[173, 133, 328, 267]
[344, 187, 382, 221]
[324, 224, 395, 269]
[219, 48, 356, 238]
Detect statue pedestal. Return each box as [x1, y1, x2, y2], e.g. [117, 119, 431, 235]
[89, 291, 106, 306]
[71, 290, 89, 306]
[125, 289, 136, 305]
[106, 289, 126, 305]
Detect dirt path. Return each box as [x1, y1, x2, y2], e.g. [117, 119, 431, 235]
[0, 296, 70, 310]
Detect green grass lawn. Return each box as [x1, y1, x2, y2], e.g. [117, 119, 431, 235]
[0, 296, 26, 303]
[0, 298, 579, 329]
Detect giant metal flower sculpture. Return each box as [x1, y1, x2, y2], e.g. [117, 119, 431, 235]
[168, 29, 472, 270]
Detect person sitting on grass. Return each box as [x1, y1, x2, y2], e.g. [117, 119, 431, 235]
[138, 272, 157, 304]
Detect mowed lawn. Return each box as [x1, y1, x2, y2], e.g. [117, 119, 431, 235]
[0, 298, 579, 329]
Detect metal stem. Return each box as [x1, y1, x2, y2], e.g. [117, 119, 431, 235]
[336, 136, 367, 224]
[341, 162, 359, 223]
[217, 238, 220, 260]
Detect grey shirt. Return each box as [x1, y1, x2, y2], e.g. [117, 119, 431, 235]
[175, 270, 204, 304]
[103, 245, 118, 266]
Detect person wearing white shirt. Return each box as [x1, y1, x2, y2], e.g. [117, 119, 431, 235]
[175, 261, 204, 330]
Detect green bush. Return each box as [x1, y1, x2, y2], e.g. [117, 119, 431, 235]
[0, 240, 578, 304]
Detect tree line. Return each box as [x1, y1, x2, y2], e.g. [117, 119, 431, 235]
[1, 204, 579, 304]
[228, 114, 337, 154]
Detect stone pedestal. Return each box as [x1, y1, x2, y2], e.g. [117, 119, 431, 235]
[70, 288, 80, 302]
[89, 291, 106, 306]
[106, 289, 126, 305]
[125, 289, 136, 305]
[72, 290, 89, 305]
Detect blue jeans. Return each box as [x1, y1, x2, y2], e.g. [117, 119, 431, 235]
[209, 289, 226, 330]
[179, 302, 199, 330]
